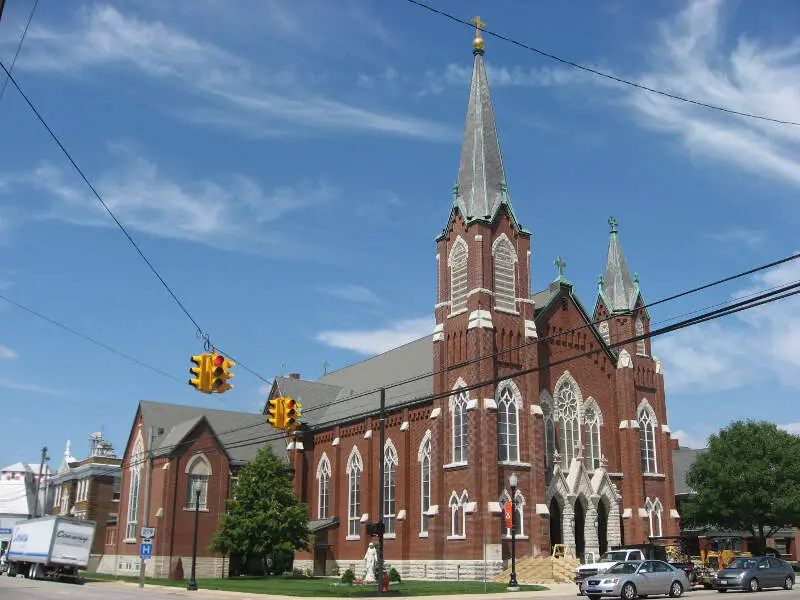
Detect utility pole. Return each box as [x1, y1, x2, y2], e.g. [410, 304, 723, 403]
[33, 446, 48, 518]
[376, 388, 386, 595]
[138, 427, 154, 589]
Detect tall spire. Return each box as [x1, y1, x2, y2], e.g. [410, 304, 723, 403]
[453, 17, 515, 225]
[600, 217, 638, 313]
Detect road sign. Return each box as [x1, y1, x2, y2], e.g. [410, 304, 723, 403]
[141, 526, 156, 539]
[139, 542, 153, 560]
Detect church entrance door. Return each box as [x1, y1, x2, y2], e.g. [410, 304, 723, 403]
[574, 499, 586, 560]
[549, 497, 562, 553]
[598, 499, 609, 556]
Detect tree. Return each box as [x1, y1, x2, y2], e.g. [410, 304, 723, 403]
[683, 420, 800, 553]
[211, 444, 309, 569]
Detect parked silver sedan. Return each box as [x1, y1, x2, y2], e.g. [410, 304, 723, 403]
[581, 560, 690, 600]
[714, 556, 795, 592]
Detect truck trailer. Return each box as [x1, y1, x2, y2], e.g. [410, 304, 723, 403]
[5, 516, 96, 582]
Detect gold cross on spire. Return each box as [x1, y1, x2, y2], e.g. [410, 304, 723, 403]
[471, 15, 485, 39]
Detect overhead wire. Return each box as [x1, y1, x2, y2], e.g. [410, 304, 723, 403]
[0, 0, 38, 105]
[13, 279, 798, 504]
[404, 0, 800, 127]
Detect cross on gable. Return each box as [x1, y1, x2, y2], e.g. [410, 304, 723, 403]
[608, 216, 619, 233]
[555, 256, 567, 278]
[322, 360, 330, 375]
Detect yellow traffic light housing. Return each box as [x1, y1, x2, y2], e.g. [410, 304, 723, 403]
[209, 353, 235, 394]
[283, 397, 303, 430]
[189, 354, 210, 393]
[267, 398, 284, 429]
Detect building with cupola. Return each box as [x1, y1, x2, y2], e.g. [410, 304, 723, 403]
[268, 24, 679, 579]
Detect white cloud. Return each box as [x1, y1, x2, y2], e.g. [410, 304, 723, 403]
[0, 379, 66, 395]
[672, 429, 707, 449]
[0, 144, 334, 251]
[15, 5, 455, 141]
[704, 228, 765, 248]
[321, 285, 381, 304]
[779, 422, 800, 435]
[0, 345, 17, 359]
[657, 255, 800, 393]
[316, 316, 433, 355]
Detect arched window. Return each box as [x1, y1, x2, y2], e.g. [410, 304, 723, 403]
[541, 393, 556, 469]
[346, 447, 363, 538]
[638, 402, 658, 474]
[125, 434, 144, 540]
[449, 491, 467, 538]
[635, 315, 646, 355]
[316, 454, 331, 520]
[555, 374, 582, 470]
[185, 453, 212, 510]
[418, 433, 432, 535]
[493, 235, 517, 311]
[497, 386, 519, 462]
[645, 497, 663, 538]
[383, 441, 398, 535]
[598, 321, 611, 345]
[451, 387, 469, 463]
[583, 401, 602, 470]
[500, 489, 525, 537]
[449, 237, 468, 314]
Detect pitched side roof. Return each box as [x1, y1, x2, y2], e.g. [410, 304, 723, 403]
[672, 446, 706, 496]
[271, 377, 342, 428]
[140, 400, 286, 466]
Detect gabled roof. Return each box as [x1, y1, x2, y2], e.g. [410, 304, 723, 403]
[672, 445, 706, 496]
[139, 400, 286, 466]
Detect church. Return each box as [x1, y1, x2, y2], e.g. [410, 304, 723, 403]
[271, 24, 679, 580]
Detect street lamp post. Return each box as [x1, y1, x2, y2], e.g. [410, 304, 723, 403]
[187, 483, 202, 591]
[507, 473, 520, 591]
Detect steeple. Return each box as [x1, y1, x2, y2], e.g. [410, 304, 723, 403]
[599, 217, 639, 313]
[452, 17, 519, 228]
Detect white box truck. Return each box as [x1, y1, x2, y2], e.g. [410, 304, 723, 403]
[5, 516, 96, 582]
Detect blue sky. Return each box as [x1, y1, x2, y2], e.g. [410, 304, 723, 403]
[0, 0, 799, 467]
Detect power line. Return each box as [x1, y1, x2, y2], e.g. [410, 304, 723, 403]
[0, 0, 39, 105]
[0, 60, 206, 339]
[404, 0, 800, 128]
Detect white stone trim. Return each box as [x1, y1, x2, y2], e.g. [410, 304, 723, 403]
[638, 508, 649, 518]
[467, 309, 493, 330]
[487, 501, 501, 513]
[661, 424, 671, 434]
[517, 297, 535, 304]
[618, 349, 633, 368]
[397, 510, 407, 520]
[433, 323, 444, 342]
[498, 460, 531, 468]
[400, 421, 409, 431]
[536, 503, 550, 515]
[443, 461, 468, 470]
[530, 404, 543, 416]
[434, 301, 450, 310]
[293, 441, 304, 451]
[622, 508, 633, 518]
[464, 501, 478, 514]
[418, 532, 429, 538]
[654, 356, 663, 374]
[474, 234, 483, 241]
[467, 287, 493, 297]
[363, 429, 373, 440]
[345, 535, 360, 541]
[670, 509, 680, 519]
[495, 306, 520, 315]
[447, 308, 468, 319]
[429, 407, 441, 419]
[360, 513, 370, 523]
[286, 441, 295, 451]
[629, 420, 640, 429]
[447, 535, 467, 541]
[484, 398, 498, 410]
[466, 398, 478, 411]
[332, 437, 340, 446]
[524, 319, 538, 339]
[619, 420, 629, 429]
[425, 504, 439, 516]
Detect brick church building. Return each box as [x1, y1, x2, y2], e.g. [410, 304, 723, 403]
[273, 27, 679, 580]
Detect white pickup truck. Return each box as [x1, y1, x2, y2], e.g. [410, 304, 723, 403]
[575, 548, 648, 590]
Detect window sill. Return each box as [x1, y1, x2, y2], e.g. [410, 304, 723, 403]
[419, 532, 429, 539]
[183, 507, 211, 512]
[443, 461, 468, 470]
[494, 307, 520, 316]
[643, 472, 665, 479]
[498, 460, 531, 469]
[447, 309, 468, 319]
[502, 535, 529, 540]
[345, 535, 360, 541]
[447, 535, 466, 541]
[384, 534, 397, 540]
[123, 538, 137, 544]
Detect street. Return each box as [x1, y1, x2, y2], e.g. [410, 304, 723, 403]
[2, 576, 800, 600]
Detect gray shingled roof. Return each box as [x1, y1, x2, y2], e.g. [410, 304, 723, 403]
[141, 400, 286, 466]
[672, 446, 706, 496]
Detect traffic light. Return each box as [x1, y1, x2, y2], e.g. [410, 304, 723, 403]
[209, 353, 235, 394]
[189, 354, 210, 393]
[283, 397, 303, 430]
[267, 398, 284, 429]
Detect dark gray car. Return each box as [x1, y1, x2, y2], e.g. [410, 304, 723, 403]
[714, 556, 795, 592]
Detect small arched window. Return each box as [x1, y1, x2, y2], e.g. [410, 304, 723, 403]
[451, 388, 469, 463]
[185, 453, 212, 510]
[638, 402, 658, 474]
[635, 315, 646, 355]
[383, 441, 398, 535]
[418, 433, 432, 535]
[492, 235, 517, 311]
[583, 402, 602, 470]
[449, 491, 468, 538]
[449, 238, 468, 313]
[346, 447, 363, 538]
[497, 386, 519, 462]
[316, 454, 331, 520]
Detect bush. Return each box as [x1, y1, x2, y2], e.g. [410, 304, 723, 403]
[341, 568, 355, 584]
[331, 566, 340, 577]
[389, 567, 401, 583]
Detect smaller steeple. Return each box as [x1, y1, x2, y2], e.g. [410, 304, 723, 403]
[599, 217, 639, 313]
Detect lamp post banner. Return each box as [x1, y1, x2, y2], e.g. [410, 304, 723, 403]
[503, 501, 513, 529]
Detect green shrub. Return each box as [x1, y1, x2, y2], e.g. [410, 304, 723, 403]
[389, 567, 401, 583]
[341, 568, 355, 584]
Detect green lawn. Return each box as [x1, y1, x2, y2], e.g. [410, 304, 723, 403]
[86, 573, 548, 596]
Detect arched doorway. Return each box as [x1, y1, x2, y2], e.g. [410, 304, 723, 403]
[549, 497, 562, 551]
[597, 500, 609, 555]
[574, 499, 586, 560]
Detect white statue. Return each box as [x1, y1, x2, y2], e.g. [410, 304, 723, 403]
[363, 542, 378, 583]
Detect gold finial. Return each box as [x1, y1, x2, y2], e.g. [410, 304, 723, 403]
[471, 16, 485, 52]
